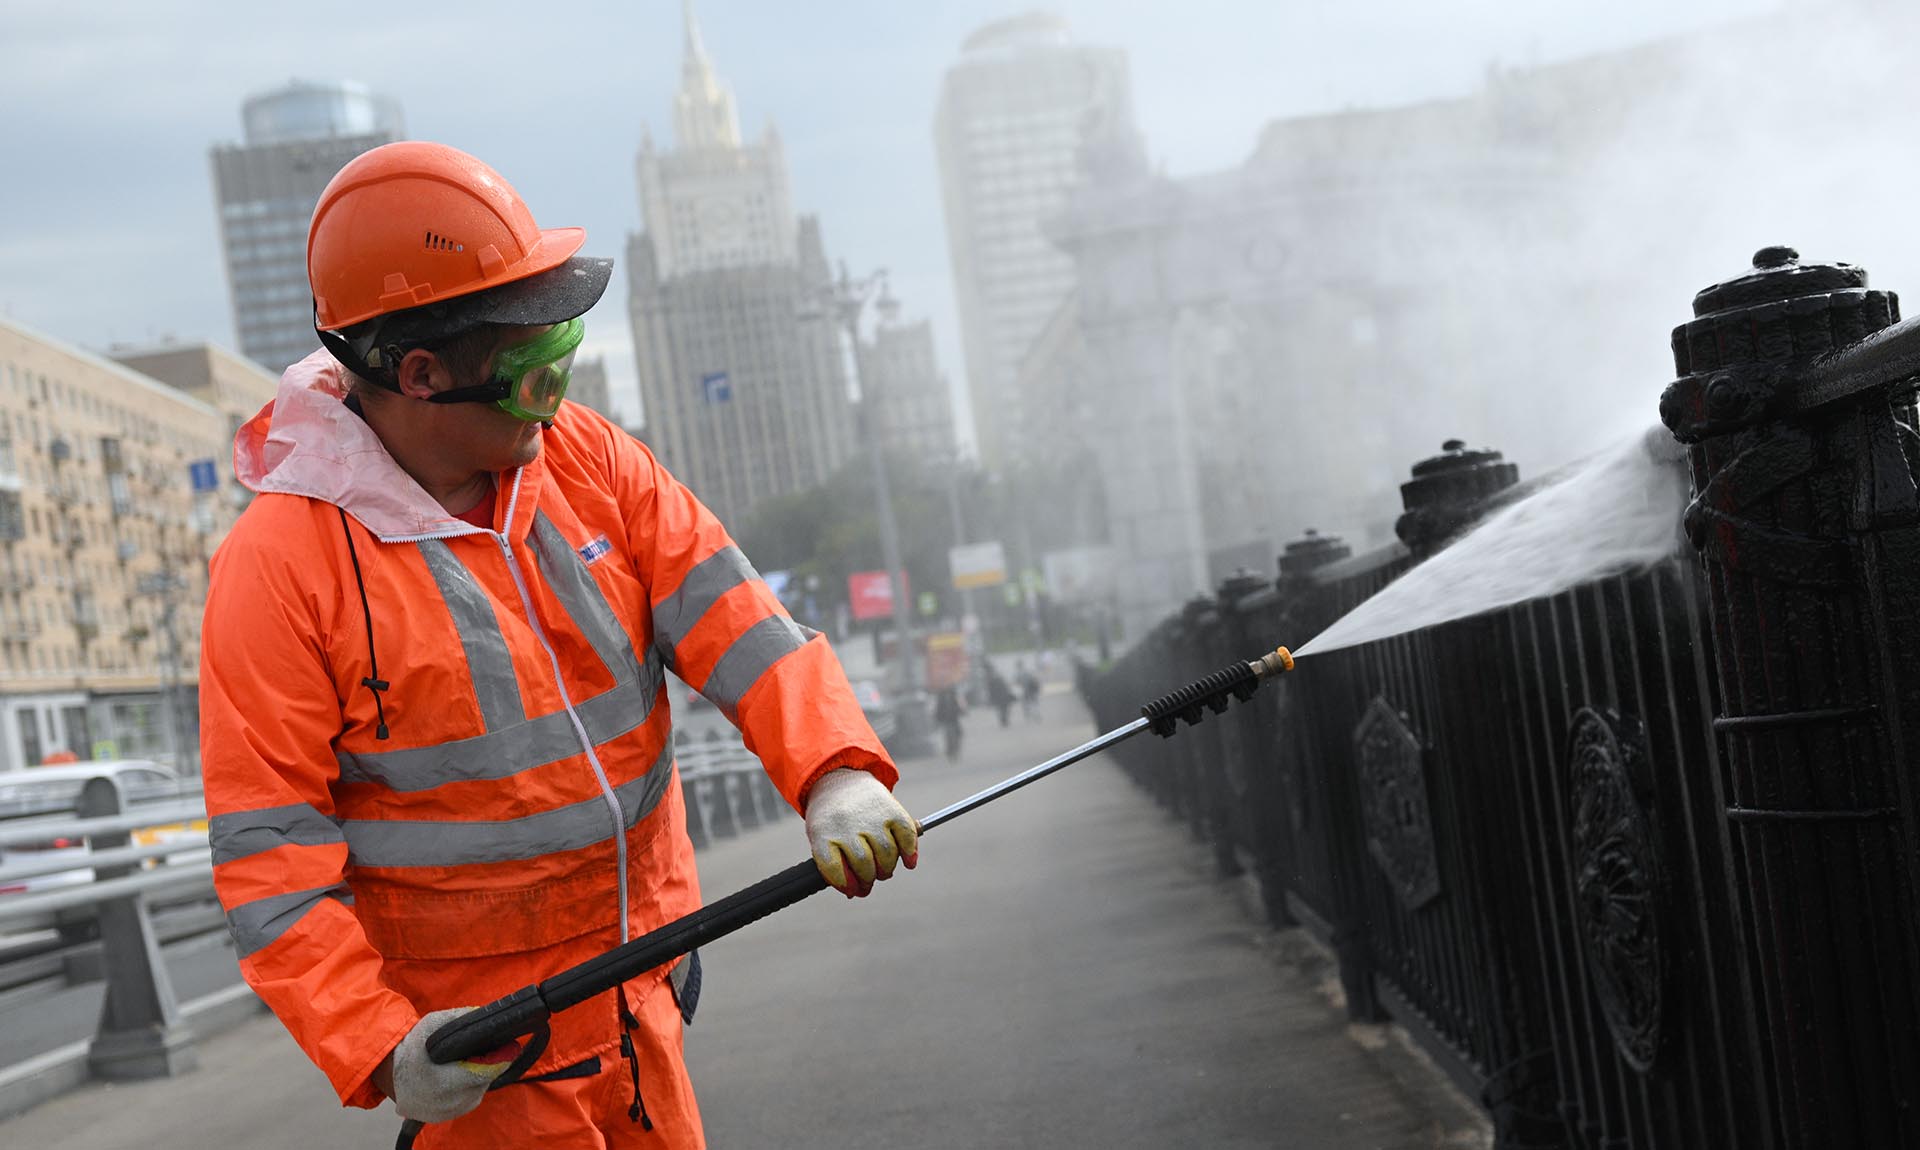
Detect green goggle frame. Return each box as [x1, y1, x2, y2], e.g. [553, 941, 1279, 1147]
[426, 317, 585, 422]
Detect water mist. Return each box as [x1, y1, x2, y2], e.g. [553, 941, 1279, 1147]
[1294, 424, 1688, 658]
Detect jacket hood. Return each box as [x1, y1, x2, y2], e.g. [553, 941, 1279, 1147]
[234, 349, 526, 542]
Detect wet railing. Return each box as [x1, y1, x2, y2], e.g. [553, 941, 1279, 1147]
[1081, 250, 1920, 1149]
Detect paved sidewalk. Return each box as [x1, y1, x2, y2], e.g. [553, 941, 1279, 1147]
[0, 690, 1488, 1149]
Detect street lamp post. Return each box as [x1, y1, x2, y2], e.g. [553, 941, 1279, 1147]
[822, 262, 932, 757]
[943, 454, 987, 704]
[135, 569, 188, 772]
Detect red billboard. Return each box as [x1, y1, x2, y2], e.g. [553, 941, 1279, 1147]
[848, 570, 907, 621]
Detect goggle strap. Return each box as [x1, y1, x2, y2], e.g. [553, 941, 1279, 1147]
[425, 380, 512, 406]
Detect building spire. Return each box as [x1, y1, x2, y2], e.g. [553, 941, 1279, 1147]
[683, 0, 706, 63]
[674, 0, 741, 150]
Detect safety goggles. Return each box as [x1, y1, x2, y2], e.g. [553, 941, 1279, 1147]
[426, 318, 585, 422]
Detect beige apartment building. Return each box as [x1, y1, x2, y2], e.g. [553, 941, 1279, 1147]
[0, 319, 277, 773]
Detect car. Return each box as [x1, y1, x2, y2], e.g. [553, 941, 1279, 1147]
[847, 680, 899, 743]
[848, 679, 886, 711]
[0, 761, 205, 896]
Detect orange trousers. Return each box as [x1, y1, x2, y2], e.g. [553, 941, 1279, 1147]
[415, 980, 704, 1149]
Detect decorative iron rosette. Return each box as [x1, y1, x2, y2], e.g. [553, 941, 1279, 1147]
[1566, 707, 1665, 1073]
[1353, 697, 1441, 911]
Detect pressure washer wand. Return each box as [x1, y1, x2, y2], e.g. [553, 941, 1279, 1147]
[422, 644, 1296, 1067]
[922, 643, 1296, 831]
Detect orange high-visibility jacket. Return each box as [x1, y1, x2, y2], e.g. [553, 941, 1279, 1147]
[201, 351, 895, 1111]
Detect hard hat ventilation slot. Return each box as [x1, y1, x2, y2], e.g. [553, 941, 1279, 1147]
[424, 231, 465, 254]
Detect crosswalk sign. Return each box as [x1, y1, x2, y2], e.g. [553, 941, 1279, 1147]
[700, 372, 732, 405]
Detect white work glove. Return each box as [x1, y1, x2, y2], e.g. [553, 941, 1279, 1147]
[379, 1008, 521, 1123]
[804, 768, 919, 898]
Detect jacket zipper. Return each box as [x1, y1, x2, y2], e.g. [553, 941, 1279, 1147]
[492, 469, 632, 944]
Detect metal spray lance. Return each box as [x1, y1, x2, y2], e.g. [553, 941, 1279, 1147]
[407, 645, 1298, 1114]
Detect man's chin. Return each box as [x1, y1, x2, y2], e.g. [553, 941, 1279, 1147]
[506, 424, 544, 468]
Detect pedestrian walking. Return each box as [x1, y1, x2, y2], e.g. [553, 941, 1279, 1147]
[1019, 663, 1042, 722]
[986, 664, 1016, 727]
[199, 141, 919, 1149]
[933, 684, 966, 761]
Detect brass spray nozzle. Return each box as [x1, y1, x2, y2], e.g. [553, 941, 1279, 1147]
[1250, 646, 1295, 679]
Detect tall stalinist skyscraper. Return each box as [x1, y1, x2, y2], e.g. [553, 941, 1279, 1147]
[629, 1, 854, 528]
[934, 16, 1132, 470]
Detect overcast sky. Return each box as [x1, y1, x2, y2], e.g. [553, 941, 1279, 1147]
[0, 0, 1784, 437]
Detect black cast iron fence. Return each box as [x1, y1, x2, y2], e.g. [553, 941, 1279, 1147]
[1081, 248, 1920, 1150]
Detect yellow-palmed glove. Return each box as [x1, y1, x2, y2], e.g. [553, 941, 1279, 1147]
[803, 768, 919, 898]
[377, 1008, 521, 1123]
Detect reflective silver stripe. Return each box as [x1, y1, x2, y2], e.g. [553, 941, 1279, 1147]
[652, 546, 757, 668]
[418, 538, 526, 731]
[336, 665, 661, 792]
[226, 883, 352, 958]
[530, 513, 642, 685]
[704, 614, 817, 717]
[209, 803, 346, 865]
[341, 743, 676, 868]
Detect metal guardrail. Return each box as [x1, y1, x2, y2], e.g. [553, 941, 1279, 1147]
[0, 839, 209, 884]
[0, 798, 207, 850]
[674, 730, 795, 850]
[0, 780, 214, 1086]
[0, 862, 213, 922]
[0, 781, 192, 822]
[0, 734, 799, 1103]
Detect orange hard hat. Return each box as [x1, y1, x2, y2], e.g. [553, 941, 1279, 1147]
[308, 141, 610, 339]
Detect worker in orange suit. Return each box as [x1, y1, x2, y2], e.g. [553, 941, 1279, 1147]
[198, 141, 919, 1149]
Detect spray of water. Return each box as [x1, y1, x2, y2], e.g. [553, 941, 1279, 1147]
[1293, 425, 1688, 659]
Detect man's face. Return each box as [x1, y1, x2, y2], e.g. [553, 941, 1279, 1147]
[423, 324, 553, 472]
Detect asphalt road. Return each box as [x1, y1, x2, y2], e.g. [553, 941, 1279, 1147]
[687, 690, 1487, 1149]
[0, 688, 1488, 1149]
[0, 929, 242, 1067]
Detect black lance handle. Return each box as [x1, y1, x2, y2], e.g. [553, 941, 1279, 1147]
[426, 860, 827, 1064]
[424, 643, 1296, 1066]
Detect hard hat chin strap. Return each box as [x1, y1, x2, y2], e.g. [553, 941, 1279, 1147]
[315, 304, 414, 394]
[316, 324, 386, 384]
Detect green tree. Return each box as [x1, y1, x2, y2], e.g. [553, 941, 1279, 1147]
[734, 446, 1109, 638]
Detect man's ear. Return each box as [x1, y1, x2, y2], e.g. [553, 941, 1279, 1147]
[393, 348, 444, 401]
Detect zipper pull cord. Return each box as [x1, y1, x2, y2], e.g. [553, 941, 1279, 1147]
[337, 507, 391, 740]
[617, 988, 653, 1130]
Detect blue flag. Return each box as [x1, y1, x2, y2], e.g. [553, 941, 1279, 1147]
[700, 371, 732, 405]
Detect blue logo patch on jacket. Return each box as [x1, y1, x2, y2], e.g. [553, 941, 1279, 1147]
[577, 534, 613, 565]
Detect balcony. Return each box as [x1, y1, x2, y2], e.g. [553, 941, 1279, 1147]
[0, 491, 22, 543]
[1, 612, 43, 642]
